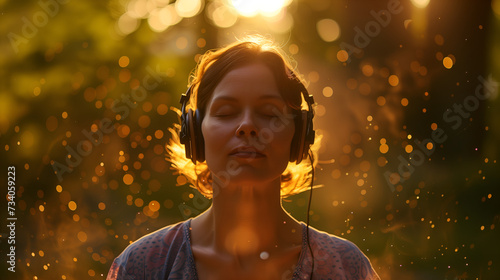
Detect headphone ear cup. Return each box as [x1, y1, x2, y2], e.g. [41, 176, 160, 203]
[194, 109, 205, 162]
[187, 109, 198, 163]
[290, 110, 314, 164]
[296, 111, 309, 163]
[180, 111, 192, 161]
[302, 110, 315, 161]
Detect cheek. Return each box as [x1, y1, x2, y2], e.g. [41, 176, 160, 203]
[201, 120, 230, 164]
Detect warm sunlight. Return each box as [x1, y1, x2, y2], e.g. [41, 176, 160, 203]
[231, 0, 290, 17]
[410, 0, 430, 8]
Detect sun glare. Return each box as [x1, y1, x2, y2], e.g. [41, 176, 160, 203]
[231, 0, 290, 17]
[410, 0, 430, 8]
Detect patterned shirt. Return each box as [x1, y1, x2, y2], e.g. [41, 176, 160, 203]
[107, 219, 380, 280]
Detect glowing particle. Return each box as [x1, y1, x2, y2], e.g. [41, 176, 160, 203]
[360, 160, 371, 172]
[98, 202, 106, 210]
[443, 56, 454, 69]
[134, 198, 144, 207]
[68, 201, 77, 211]
[119, 69, 131, 83]
[357, 179, 365, 187]
[434, 34, 444, 46]
[317, 19, 341, 42]
[138, 115, 151, 128]
[78, 231, 88, 242]
[376, 96, 386, 106]
[118, 56, 130, 68]
[176, 36, 188, 50]
[354, 148, 364, 158]
[197, 38, 206, 48]
[149, 200, 160, 212]
[157, 104, 169, 115]
[337, 50, 349, 62]
[401, 98, 409, 106]
[388, 75, 399, 86]
[176, 175, 187, 185]
[123, 174, 134, 185]
[405, 145, 413, 153]
[331, 169, 341, 179]
[260, 251, 270, 260]
[95, 165, 105, 177]
[34, 86, 41, 96]
[361, 64, 374, 77]
[322, 86, 333, 97]
[436, 52, 444, 61]
[379, 143, 389, 154]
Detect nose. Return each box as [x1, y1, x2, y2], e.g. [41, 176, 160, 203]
[235, 111, 258, 137]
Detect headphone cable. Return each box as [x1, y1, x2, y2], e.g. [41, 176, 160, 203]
[306, 150, 315, 279]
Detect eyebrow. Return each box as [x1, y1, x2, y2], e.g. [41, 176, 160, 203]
[211, 95, 285, 103]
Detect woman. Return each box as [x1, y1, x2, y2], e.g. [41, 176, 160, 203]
[107, 36, 380, 280]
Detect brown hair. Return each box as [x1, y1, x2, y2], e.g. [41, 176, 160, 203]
[166, 35, 320, 198]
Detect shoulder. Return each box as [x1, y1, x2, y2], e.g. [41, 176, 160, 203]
[107, 220, 192, 280]
[306, 226, 380, 280]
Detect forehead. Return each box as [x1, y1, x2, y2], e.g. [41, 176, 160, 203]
[208, 63, 283, 104]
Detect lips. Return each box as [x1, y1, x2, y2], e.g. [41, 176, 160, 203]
[229, 146, 265, 158]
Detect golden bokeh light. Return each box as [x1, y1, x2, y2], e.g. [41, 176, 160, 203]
[337, 50, 349, 62]
[231, 0, 289, 17]
[175, 0, 203, 18]
[68, 201, 77, 211]
[123, 174, 134, 185]
[149, 200, 160, 212]
[118, 56, 130, 68]
[388, 75, 399, 87]
[362, 64, 374, 77]
[376, 96, 386, 106]
[322, 86, 333, 97]
[317, 19, 340, 42]
[206, 0, 238, 28]
[443, 56, 454, 69]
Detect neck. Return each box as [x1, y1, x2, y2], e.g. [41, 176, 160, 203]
[194, 179, 302, 257]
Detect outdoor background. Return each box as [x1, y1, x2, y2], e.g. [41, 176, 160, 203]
[1, 0, 499, 279]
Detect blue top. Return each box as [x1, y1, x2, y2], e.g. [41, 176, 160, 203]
[107, 219, 380, 279]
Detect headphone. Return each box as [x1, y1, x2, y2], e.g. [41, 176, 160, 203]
[179, 73, 315, 164]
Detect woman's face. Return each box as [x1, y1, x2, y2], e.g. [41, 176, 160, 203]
[201, 62, 295, 187]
